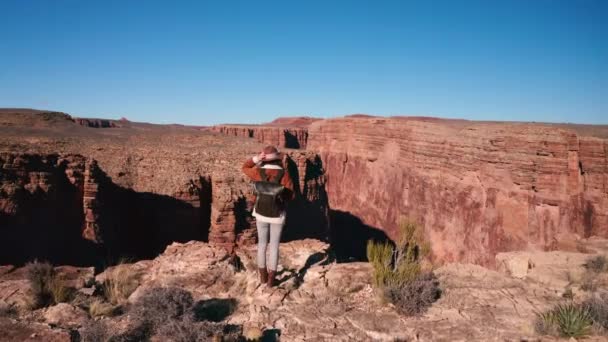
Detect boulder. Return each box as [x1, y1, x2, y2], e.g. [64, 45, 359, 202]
[43, 303, 89, 328]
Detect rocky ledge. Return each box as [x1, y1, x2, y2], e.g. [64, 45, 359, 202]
[1, 238, 607, 341]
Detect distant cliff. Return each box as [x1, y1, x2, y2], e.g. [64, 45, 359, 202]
[308, 116, 608, 265]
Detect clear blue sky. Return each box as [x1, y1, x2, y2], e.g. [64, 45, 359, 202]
[1, 0, 606, 125]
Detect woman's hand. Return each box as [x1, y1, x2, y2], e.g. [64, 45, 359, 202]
[258, 152, 266, 161]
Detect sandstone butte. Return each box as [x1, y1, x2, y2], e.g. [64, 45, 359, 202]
[1, 109, 607, 267]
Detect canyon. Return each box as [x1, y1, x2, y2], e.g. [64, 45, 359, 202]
[1, 110, 607, 267]
[2, 109, 608, 340]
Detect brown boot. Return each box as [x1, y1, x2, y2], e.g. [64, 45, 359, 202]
[267, 270, 277, 287]
[258, 268, 268, 285]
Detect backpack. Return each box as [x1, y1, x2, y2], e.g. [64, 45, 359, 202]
[253, 168, 285, 218]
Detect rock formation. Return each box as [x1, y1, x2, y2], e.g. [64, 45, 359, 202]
[73, 118, 119, 128]
[308, 116, 608, 265]
[3, 237, 605, 341]
[2, 110, 607, 268]
[212, 125, 309, 149]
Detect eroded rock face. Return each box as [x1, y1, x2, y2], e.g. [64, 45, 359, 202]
[213, 125, 309, 149]
[73, 118, 119, 128]
[0, 147, 328, 265]
[308, 117, 608, 265]
[0, 153, 97, 265]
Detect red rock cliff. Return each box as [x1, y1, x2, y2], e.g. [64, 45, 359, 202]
[308, 117, 608, 265]
[213, 125, 309, 149]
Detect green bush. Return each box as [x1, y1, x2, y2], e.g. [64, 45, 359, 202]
[366, 221, 431, 289]
[535, 303, 593, 338]
[367, 220, 439, 315]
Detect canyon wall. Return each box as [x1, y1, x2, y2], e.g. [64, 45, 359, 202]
[0, 153, 96, 265]
[213, 125, 309, 149]
[308, 117, 608, 265]
[74, 118, 119, 128]
[0, 151, 327, 265]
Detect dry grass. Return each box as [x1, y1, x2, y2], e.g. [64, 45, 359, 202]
[25, 260, 72, 309]
[101, 264, 139, 305]
[384, 272, 441, 316]
[367, 220, 439, 316]
[88, 299, 119, 318]
[366, 220, 431, 289]
[583, 292, 608, 335]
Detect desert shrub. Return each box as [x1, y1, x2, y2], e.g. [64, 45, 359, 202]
[88, 299, 120, 318]
[366, 221, 431, 289]
[80, 320, 109, 342]
[367, 220, 439, 315]
[101, 265, 139, 305]
[25, 260, 71, 309]
[80, 319, 150, 342]
[127, 287, 242, 341]
[535, 310, 559, 336]
[535, 303, 593, 338]
[585, 255, 608, 273]
[130, 287, 195, 326]
[155, 319, 241, 342]
[580, 272, 600, 292]
[384, 272, 441, 316]
[583, 293, 608, 334]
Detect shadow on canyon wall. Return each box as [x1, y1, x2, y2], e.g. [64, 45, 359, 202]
[283, 155, 329, 242]
[93, 168, 211, 266]
[284, 131, 301, 149]
[328, 210, 390, 262]
[0, 152, 390, 269]
[0, 163, 212, 269]
[0, 159, 100, 266]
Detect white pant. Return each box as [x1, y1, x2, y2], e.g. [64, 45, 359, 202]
[256, 220, 284, 271]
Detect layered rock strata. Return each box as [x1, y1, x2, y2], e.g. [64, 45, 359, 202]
[212, 125, 309, 149]
[308, 117, 608, 265]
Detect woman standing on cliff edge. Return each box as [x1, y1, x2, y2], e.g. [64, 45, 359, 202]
[242, 145, 295, 287]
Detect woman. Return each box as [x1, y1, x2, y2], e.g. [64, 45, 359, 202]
[242, 145, 295, 287]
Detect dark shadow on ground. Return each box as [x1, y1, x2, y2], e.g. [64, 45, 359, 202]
[193, 298, 238, 322]
[329, 210, 392, 262]
[277, 248, 336, 287]
[261, 328, 281, 342]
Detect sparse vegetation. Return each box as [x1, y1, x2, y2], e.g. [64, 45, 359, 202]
[88, 299, 120, 318]
[535, 303, 593, 338]
[585, 255, 608, 273]
[80, 287, 242, 341]
[130, 287, 195, 325]
[80, 320, 109, 342]
[101, 264, 139, 305]
[155, 319, 241, 342]
[25, 260, 71, 309]
[583, 292, 608, 334]
[384, 272, 441, 316]
[367, 220, 440, 316]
